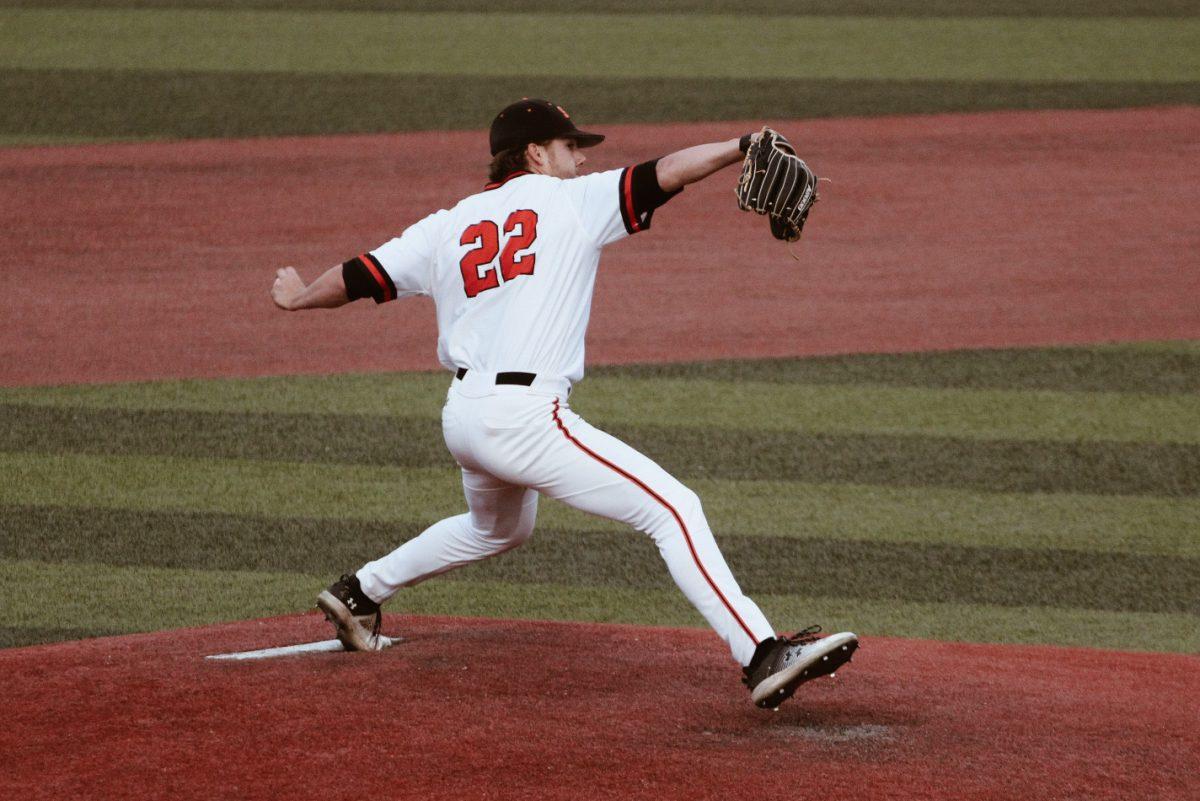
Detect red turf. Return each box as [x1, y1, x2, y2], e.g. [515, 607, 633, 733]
[3, 107, 1199, 386]
[2, 615, 1196, 800]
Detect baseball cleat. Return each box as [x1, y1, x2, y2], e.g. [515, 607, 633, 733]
[743, 626, 859, 709]
[316, 573, 385, 652]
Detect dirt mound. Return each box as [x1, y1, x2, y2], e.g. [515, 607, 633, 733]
[3, 614, 1194, 800]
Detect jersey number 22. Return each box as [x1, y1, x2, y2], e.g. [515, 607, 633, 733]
[459, 210, 539, 298]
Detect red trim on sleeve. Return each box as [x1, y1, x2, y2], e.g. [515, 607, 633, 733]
[359, 254, 394, 302]
[621, 167, 641, 232]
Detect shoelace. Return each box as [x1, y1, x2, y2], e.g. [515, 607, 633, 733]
[782, 624, 822, 646]
[742, 624, 826, 688]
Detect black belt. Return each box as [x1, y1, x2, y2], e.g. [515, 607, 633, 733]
[455, 368, 536, 386]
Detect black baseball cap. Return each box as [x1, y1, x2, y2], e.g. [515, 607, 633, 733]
[489, 98, 605, 156]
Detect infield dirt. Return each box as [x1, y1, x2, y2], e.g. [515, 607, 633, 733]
[3, 106, 1199, 386]
[3, 614, 1196, 801]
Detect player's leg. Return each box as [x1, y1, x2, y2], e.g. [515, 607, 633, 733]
[317, 465, 537, 651]
[318, 384, 540, 649]
[551, 407, 773, 665]
[471, 394, 775, 666]
[527, 401, 858, 708]
[356, 468, 538, 602]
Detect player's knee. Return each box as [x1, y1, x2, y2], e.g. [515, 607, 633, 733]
[507, 500, 538, 544]
[671, 486, 704, 520]
[644, 485, 705, 539]
[475, 497, 537, 547]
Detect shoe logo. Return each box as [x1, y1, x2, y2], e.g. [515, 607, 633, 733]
[346, 599, 358, 610]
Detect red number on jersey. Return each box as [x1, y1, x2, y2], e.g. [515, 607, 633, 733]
[458, 210, 539, 298]
[500, 209, 538, 281]
[459, 221, 501, 298]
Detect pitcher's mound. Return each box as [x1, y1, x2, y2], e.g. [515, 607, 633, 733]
[2, 614, 1194, 800]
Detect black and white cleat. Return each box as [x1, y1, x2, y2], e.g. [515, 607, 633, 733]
[747, 631, 859, 709]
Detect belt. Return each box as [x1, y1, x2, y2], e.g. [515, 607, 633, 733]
[455, 367, 536, 386]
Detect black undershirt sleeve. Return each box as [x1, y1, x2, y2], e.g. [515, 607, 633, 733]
[342, 253, 396, 304]
[618, 159, 682, 234]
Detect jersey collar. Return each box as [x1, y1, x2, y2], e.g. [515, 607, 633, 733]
[484, 170, 532, 190]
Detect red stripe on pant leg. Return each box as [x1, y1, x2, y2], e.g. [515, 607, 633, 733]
[551, 400, 758, 643]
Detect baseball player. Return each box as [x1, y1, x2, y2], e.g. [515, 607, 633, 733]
[271, 99, 857, 709]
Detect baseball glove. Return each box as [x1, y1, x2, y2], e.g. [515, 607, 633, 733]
[735, 127, 819, 242]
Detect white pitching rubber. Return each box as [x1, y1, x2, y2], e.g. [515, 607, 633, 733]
[206, 636, 401, 661]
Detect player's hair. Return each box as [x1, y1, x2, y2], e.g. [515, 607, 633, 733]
[488, 140, 550, 183]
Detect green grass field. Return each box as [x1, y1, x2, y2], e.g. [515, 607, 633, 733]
[2, 0, 1197, 145]
[8, 9, 1196, 80]
[3, 343, 1197, 653]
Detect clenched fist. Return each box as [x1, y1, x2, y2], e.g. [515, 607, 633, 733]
[271, 267, 306, 310]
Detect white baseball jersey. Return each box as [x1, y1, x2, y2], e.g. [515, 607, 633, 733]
[357, 168, 658, 384]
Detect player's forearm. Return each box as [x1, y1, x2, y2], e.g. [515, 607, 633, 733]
[272, 264, 350, 311]
[655, 139, 743, 193]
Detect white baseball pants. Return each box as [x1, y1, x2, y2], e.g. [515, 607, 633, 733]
[357, 372, 775, 665]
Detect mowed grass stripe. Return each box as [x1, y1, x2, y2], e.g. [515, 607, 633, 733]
[1113, 341, 1200, 355]
[6, 71, 1198, 145]
[627, 425, 1200, 496]
[5, 405, 1199, 496]
[580, 384, 1200, 443]
[4, 508, 1195, 614]
[5, 454, 1197, 556]
[6, 1, 1195, 19]
[0, 560, 316, 649]
[0, 370, 452, 415]
[589, 348, 1200, 395]
[0, 627, 134, 649]
[3, 10, 1197, 82]
[5, 560, 1195, 653]
[2, 404, 454, 468]
[6, 378, 1199, 444]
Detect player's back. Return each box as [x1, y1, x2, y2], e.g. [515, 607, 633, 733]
[357, 160, 672, 384]
[425, 171, 618, 383]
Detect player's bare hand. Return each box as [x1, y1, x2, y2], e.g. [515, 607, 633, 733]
[271, 267, 305, 310]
